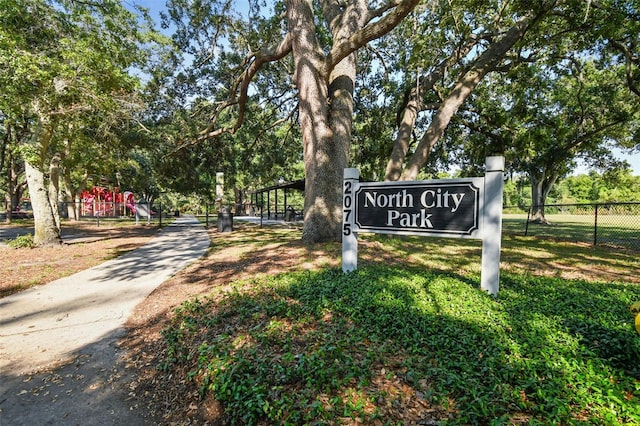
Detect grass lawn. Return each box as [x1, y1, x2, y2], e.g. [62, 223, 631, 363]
[155, 223, 640, 425]
[502, 213, 640, 251]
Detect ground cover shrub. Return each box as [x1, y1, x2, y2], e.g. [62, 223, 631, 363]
[7, 234, 35, 249]
[160, 266, 640, 425]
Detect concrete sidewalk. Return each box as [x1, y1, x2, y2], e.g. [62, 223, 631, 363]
[0, 215, 210, 424]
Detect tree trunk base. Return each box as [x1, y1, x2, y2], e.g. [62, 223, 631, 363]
[528, 216, 551, 225]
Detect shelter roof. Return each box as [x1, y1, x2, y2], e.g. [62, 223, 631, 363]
[250, 179, 305, 193]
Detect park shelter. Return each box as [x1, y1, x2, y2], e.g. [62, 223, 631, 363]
[248, 179, 305, 219]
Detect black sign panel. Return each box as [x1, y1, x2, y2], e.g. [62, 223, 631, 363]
[354, 180, 481, 236]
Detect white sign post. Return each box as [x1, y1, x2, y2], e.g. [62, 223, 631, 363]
[480, 156, 505, 295]
[342, 156, 504, 296]
[342, 168, 359, 272]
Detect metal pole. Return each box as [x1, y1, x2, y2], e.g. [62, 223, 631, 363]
[594, 204, 598, 246]
[267, 191, 271, 219]
[284, 188, 288, 213]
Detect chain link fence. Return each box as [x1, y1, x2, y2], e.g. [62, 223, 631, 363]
[4, 198, 638, 250]
[511, 202, 640, 251]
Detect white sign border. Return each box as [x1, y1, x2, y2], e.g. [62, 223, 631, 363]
[353, 178, 484, 239]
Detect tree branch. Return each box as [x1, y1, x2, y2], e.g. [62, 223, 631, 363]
[366, 0, 407, 22]
[610, 39, 640, 97]
[196, 33, 293, 142]
[49, 103, 93, 116]
[566, 118, 628, 151]
[240, 102, 298, 170]
[325, 0, 419, 75]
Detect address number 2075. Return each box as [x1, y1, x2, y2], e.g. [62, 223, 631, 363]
[343, 181, 353, 236]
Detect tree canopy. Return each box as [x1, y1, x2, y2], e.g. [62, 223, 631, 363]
[0, 0, 163, 244]
[2, 0, 639, 243]
[152, 0, 638, 239]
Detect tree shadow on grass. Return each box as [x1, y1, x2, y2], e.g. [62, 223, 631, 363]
[498, 274, 640, 379]
[361, 232, 640, 285]
[156, 265, 640, 424]
[114, 221, 640, 424]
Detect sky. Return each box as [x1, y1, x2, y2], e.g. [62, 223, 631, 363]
[575, 147, 640, 176]
[614, 147, 640, 176]
[128, 1, 640, 176]
[622, 151, 640, 176]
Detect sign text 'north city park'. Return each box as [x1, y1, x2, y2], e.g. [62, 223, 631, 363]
[354, 181, 481, 236]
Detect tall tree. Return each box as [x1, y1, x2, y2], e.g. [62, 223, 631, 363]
[159, 0, 640, 240]
[379, 0, 640, 182]
[558, 171, 640, 203]
[596, 0, 640, 99]
[453, 59, 639, 222]
[384, 1, 552, 181]
[0, 118, 28, 222]
[0, 0, 159, 245]
[163, 0, 419, 243]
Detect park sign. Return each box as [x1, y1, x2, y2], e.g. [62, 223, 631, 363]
[342, 156, 505, 296]
[354, 180, 482, 237]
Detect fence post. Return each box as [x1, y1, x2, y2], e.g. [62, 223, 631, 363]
[594, 204, 598, 247]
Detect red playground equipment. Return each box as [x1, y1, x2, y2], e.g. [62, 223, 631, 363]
[80, 187, 138, 217]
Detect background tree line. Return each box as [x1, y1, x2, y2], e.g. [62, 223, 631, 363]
[0, 0, 168, 244]
[504, 169, 640, 209]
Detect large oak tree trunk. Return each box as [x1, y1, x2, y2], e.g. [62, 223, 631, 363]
[288, 0, 362, 243]
[384, 50, 473, 182]
[49, 153, 62, 230]
[63, 133, 79, 221]
[202, 0, 417, 243]
[528, 170, 558, 224]
[387, 14, 537, 181]
[5, 150, 15, 223]
[23, 109, 62, 246]
[3, 132, 26, 223]
[25, 159, 62, 246]
[63, 173, 79, 221]
[400, 71, 484, 180]
[385, 95, 418, 181]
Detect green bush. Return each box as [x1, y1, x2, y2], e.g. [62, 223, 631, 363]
[7, 234, 35, 249]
